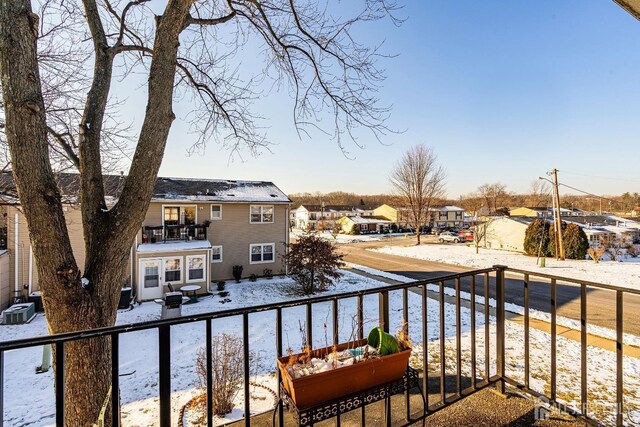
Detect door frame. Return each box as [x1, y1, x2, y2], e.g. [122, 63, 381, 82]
[138, 258, 163, 301]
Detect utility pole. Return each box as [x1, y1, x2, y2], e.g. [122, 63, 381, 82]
[551, 169, 565, 260]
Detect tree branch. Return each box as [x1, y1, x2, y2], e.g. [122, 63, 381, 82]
[47, 126, 80, 168]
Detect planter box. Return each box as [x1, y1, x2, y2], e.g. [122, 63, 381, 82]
[276, 338, 411, 409]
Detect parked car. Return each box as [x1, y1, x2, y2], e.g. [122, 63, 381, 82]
[457, 229, 474, 242]
[438, 231, 464, 243]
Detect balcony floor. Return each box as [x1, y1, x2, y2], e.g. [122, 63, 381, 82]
[233, 380, 586, 426]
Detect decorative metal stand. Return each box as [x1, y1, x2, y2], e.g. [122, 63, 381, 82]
[273, 367, 425, 427]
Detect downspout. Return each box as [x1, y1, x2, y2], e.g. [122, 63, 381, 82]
[14, 213, 18, 296]
[28, 245, 33, 295]
[285, 205, 290, 274]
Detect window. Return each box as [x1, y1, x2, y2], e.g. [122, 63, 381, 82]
[439, 212, 448, 219]
[164, 258, 182, 283]
[211, 246, 223, 263]
[187, 255, 206, 282]
[250, 243, 275, 264]
[211, 204, 222, 220]
[455, 212, 463, 220]
[250, 205, 274, 223]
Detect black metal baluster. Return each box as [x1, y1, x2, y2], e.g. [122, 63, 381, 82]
[616, 291, 623, 427]
[379, 291, 389, 333]
[403, 287, 410, 421]
[55, 341, 65, 427]
[111, 333, 120, 427]
[306, 303, 313, 349]
[206, 319, 213, 427]
[332, 298, 341, 427]
[495, 266, 506, 395]
[275, 308, 283, 427]
[0, 350, 3, 427]
[484, 273, 490, 383]
[455, 278, 462, 396]
[470, 275, 477, 390]
[357, 295, 364, 341]
[159, 326, 171, 427]
[243, 313, 250, 427]
[439, 281, 446, 404]
[422, 284, 429, 413]
[550, 279, 557, 402]
[580, 284, 587, 417]
[524, 274, 530, 390]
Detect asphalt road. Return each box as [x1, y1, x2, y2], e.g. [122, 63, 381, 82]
[339, 239, 640, 336]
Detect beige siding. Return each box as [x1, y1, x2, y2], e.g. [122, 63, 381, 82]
[373, 204, 397, 222]
[135, 249, 210, 297]
[208, 203, 288, 281]
[483, 218, 528, 252]
[0, 252, 10, 309]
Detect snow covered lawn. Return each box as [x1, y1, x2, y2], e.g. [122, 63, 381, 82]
[291, 229, 410, 244]
[371, 243, 640, 290]
[1, 267, 639, 426]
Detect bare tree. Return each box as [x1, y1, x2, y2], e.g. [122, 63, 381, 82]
[458, 192, 484, 219]
[478, 182, 509, 215]
[472, 218, 492, 254]
[389, 145, 446, 245]
[527, 179, 551, 208]
[0, 0, 400, 424]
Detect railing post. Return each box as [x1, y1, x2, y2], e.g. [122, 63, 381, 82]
[0, 350, 3, 427]
[379, 290, 389, 333]
[493, 265, 507, 395]
[55, 341, 65, 427]
[158, 325, 171, 427]
[111, 334, 120, 427]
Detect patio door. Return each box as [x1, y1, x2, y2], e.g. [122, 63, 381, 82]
[139, 258, 163, 301]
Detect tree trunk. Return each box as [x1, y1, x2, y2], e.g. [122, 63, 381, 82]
[0, 1, 192, 425]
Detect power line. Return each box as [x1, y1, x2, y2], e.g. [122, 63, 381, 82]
[560, 170, 640, 184]
[556, 182, 621, 205]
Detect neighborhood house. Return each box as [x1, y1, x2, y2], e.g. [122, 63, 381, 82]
[0, 173, 290, 308]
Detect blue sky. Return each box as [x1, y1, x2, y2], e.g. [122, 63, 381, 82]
[128, 1, 640, 198]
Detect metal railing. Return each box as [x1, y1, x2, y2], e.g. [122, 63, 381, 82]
[0, 265, 636, 426]
[142, 224, 208, 243]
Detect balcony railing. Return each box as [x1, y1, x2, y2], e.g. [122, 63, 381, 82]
[141, 224, 207, 243]
[0, 266, 637, 426]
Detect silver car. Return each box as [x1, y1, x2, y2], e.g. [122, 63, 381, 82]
[438, 231, 463, 243]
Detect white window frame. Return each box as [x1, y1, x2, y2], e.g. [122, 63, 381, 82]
[211, 245, 223, 263]
[250, 205, 274, 224]
[210, 204, 222, 221]
[249, 243, 275, 264]
[186, 254, 207, 283]
[162, 256, 183, 284]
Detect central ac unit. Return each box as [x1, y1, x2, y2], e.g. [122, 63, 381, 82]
[2, 302, 36, 325]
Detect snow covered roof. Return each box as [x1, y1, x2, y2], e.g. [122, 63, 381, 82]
[0, 172, 291, 204]
[151, 177, 290, 203]
[137, 240, 212, 254]
[430, 205, 464, 212]
[297, 204, 375, 213]
[344, 216, 391, 224]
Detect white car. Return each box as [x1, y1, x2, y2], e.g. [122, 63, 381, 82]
[438, 231, 463, 243]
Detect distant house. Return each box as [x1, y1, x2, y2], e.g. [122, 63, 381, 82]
[336, 216, 392, 234]
[482, 217, 533, 253]
[372, 204, 465, 229]
[0, 173, 291, 308]
[293, 205, 374, 230]
[509, 206, 586, 218]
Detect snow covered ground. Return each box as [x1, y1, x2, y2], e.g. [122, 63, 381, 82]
[1, 267, 639, 426]
[291, 229, 411, 244]
[371, 243, 640, 290]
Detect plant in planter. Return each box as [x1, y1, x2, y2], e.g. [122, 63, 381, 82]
[232, 265, 243, 283]
[216, 280, 225, 291]
[276, 326, 411, 409]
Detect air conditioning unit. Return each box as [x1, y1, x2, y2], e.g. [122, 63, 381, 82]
[2, 302, 36, 325]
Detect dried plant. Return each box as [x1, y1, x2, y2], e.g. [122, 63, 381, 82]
[196, 333, 253, 416]
[587, 247, 605, 264]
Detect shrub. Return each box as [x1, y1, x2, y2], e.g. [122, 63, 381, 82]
[263, 268, 273, 279]
[196, 334, 249, 415]
[216, 280, 226, 291]
[588, 247, 605, 263]
[286, 232, 344, 295]
[249, 273, 257, 282]
[627, 245, 639, 258]
[232, 265, 243, 283]
[524, 219, 552, 256]
[562, 224, 589, 260]
[351, 226, 361, 235]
